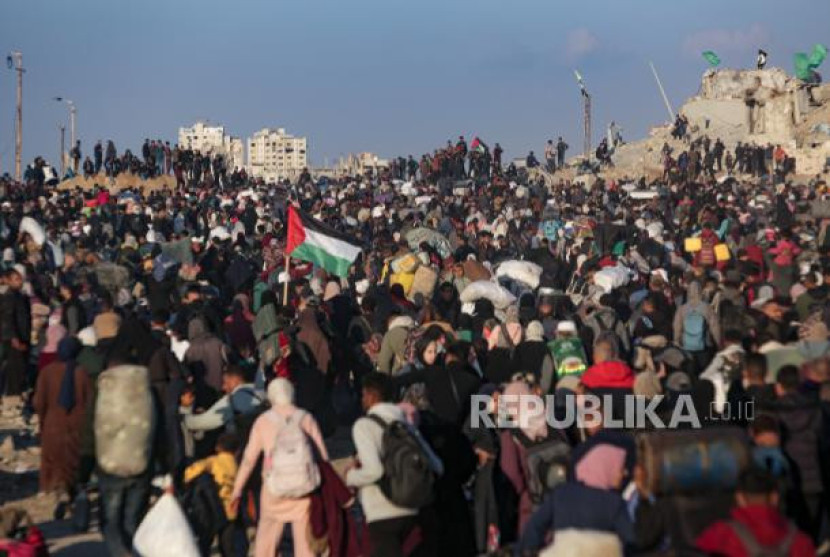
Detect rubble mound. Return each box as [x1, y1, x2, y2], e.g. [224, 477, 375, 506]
[605, 68, 830, 179]
[56, 172, 175, 192]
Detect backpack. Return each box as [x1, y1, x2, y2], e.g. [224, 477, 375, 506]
[94, 365, 155, 477]
[367, 415, 436, 509]
[514, 432, 571, 504]
[727, 520, 796, 557]
[226, 388, 268, 449]
[588, 309, 623, 349]
[264, 410, 320, 498]
[254, 305, 283, 366]
[682, 305, 708, 352]
[180, 472, 228, 554]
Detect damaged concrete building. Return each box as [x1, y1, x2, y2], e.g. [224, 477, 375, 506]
[609, 68, 830, 178]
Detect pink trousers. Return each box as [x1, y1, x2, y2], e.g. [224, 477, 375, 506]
[253, 491, 313, 557]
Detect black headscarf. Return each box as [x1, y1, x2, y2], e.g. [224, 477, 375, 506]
[57, 336, 83, 412]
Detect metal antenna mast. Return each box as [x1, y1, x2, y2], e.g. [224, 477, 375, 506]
[574, 70, 591, 160]
[7, 51, 24, 180]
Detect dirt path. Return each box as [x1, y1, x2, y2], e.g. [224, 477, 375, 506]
[1, 396, 357, 556]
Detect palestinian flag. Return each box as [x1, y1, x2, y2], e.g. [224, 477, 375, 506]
[286, 205, 361, 277]
[471, 137, 488, 154]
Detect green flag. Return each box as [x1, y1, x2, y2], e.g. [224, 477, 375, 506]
[702, 51, 721, 67]
[808, 43, 828, 68]
[795, 52, 813, 80]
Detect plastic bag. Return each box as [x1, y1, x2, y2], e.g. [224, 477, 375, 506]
[19, 217, 45, 246]
[593, 265, 631, 293]
[460, 280, 517, 309]
[495, 260, 543, 289]
[133, 494, 201, 557]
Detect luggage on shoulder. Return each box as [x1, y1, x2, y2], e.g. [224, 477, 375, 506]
[636, 426, 750, 496]
[95, 365, 155, 477]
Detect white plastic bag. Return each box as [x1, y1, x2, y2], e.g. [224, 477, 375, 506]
[496, 260, 543, 289]
[460, 280, 517, 309]
[133, 493, 200, 557]
[593, 265, 632, 293]
[19, 216, 46, 246]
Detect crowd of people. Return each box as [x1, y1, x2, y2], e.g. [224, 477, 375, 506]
[0, 130, 829, 557]
[59, 138, 246, 191]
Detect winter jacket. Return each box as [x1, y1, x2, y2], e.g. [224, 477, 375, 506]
[181, 383, 263, 432]
[581, 360, 635, 390]
[516, 482, 634, 554]
[771, 393, 825, 495]
[695, 505, 815, 557]
[377, 316, 415, 375]
[700, 344, 745, 414]
[394, 362, 481, 426]
[345, 403, 443, 523]
[768, 240, 801, 267]
[184, 318, 228, 392]
[184, 452, 239, 520]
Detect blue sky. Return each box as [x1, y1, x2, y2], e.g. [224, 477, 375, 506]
[0, 0, 828, 169]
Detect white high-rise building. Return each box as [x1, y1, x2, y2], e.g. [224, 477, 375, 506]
[178, 121, 245, 170]
[247, 127, 308, 182]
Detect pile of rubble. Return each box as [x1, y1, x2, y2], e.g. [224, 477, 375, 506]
[606, 68, 830, 180]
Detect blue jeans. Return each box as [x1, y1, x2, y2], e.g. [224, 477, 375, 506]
[98, 472, 151, 557]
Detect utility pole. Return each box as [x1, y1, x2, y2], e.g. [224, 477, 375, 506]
[54, 97, 77, 146]
[649, 61, 675, 122]
[574, 70, 592, 160]
[59, 125, 66, 176]
[8, 51, 24, 181]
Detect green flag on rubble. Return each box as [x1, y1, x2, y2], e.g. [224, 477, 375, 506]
[702, 51, 721, 67]
[795, 44, 827, 81]
[794, 52, 813, 80]
[808, 44, 827, 68]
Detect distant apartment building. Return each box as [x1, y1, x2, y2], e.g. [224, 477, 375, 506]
[247, 127, 308, 182]
[335, 152, 388, 175]
[177, 121, 245, 170]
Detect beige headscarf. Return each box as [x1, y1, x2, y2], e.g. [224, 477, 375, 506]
[502, 380, 548, 441]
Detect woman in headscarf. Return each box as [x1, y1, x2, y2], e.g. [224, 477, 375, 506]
[484, 306, 523, 384]
[231, 378, 329, 557]
[38, 315, 67, 372]
[499, 380, 569, 535]
[514, 321, 555, 393]
[516, 443, 634, 555]
[224, 294, 256, 358]
[295, 305, 332, 374]
[33, 336, 92, 496]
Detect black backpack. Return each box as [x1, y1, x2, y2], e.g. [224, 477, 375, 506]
[513, 431, 571, 504]
[367, 415, 436, 509]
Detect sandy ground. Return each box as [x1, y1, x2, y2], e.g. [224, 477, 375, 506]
[0, 396, 356, 556]
[0, 396, 106, 555]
